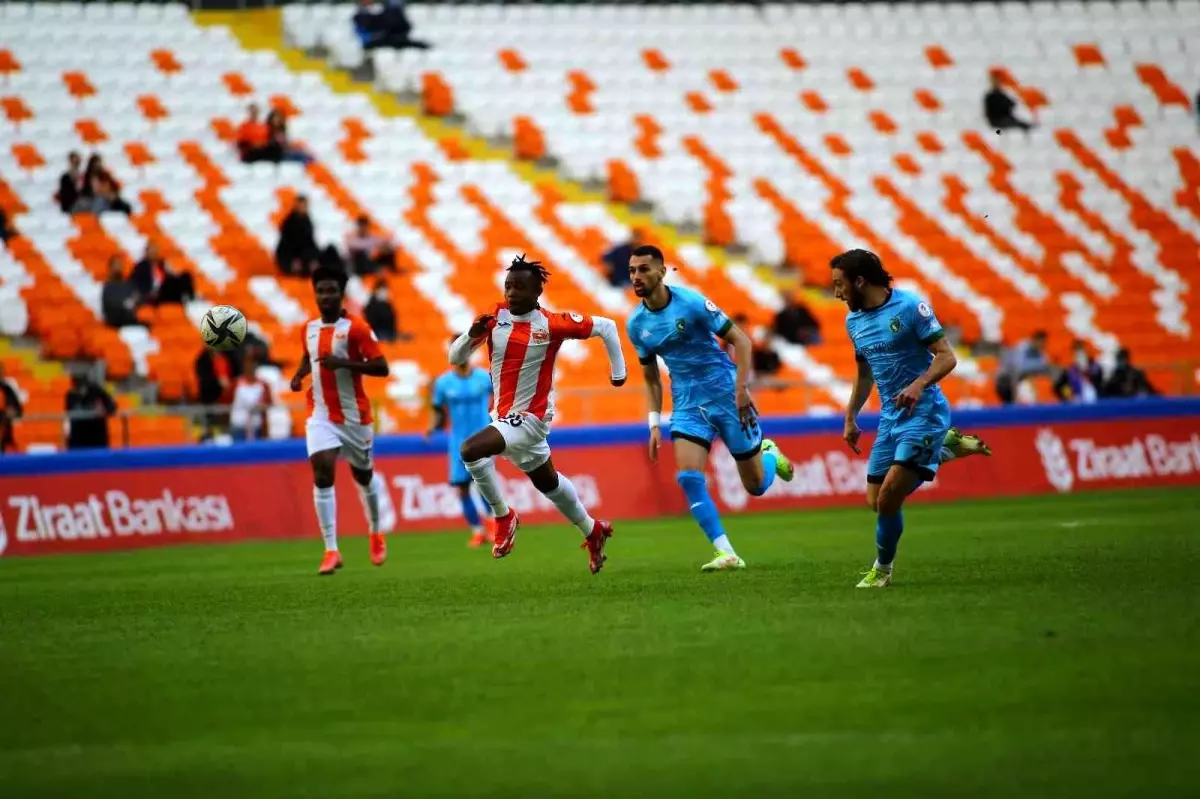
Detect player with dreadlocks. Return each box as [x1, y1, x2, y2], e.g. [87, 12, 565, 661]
[450, 254, 628, 574]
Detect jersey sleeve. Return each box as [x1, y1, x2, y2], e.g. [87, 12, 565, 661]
[910, 297, 944, 346]
[548, 311, 595, 341]
[693, 293, 733, 337]
[349, 318, 384, 361]
[626, 316, 654, 365]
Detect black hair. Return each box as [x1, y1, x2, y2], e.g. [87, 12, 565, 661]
[507, 253, 550, 286]
[830, 249, 892, 288]
[1032, 330, 1048, 340]
[311, 265, 348, 292]
[631, 244, 665, 263]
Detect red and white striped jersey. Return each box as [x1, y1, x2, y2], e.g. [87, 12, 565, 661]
[481, 304, 595, 421]
[303, 314, 382, 426]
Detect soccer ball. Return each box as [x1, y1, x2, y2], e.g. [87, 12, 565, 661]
[200, 305, 248, 352]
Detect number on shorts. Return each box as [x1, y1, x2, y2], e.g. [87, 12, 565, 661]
[499, 412, 524, 427]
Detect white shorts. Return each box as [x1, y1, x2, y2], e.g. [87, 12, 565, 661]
[306, 418, 374, 471]
[492, 412, 551, 473]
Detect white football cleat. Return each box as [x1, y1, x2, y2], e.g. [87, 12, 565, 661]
[701, 552, 746, 572]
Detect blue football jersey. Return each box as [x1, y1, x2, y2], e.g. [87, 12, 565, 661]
[431, 367, 492, 439]
[846, 288, 949, 421]
[626, 286, 737, 411]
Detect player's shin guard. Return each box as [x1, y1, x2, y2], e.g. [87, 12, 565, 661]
[677, 470, 736, 554]
[875, 511, 904, 568]
[542, 474, 596, 535]
[465, 458, 510, 518]
[356, 473, 384, 534]
[314, 486, 337, 551]
[750, 451, 778, 497]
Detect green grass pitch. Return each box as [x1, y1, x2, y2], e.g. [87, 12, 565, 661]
[1, 488, 1197, 798]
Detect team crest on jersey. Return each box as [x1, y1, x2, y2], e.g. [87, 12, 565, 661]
[889, 316, 902, 334]
[675, 319, 687, 333]
[531, 328, 549, 343]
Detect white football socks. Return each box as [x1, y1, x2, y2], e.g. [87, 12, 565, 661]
[465, 458, 510, 518]
[543, 474, 595, 536]
[356, 473, 383, 534]
[712, 535, 737, 556]
[313, 486, 337, 551]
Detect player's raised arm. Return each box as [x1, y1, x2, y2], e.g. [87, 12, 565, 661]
[449, 314, 493, 365]
[588, 316, 627, 386]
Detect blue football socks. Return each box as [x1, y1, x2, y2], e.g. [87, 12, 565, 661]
[875, 511, 904, 567]
[677, 470, 729, 547]
[461, 494, 483, 528]
[751, 451, 778, 497]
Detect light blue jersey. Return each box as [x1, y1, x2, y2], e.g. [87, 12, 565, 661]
[847, 288, 951, 481]
[431, 367, 492, 484]
[627, 286, 760, 458]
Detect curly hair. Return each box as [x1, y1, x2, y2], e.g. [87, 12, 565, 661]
[507, 253, 550, 286]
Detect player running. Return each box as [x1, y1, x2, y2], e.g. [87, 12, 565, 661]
[290, 265, 397, 575]
[832, 249, 991, 589]
[626, 245, 795, 572]
[449, 255, 627, 574]
[428, 337, 495, 548]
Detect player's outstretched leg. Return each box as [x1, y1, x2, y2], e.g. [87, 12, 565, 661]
[457, 483, 491, 548]
[461, 427, 518, 559]
[528, 459, 611, 574]
[352, 468, 390, 566]
[310, 449, 343, 575]
[858, 465, 923, 588]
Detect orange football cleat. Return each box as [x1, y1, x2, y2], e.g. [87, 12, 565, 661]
[491, 510, 520, 559]
[581, 520, 613, 575]
[318, 550, 343, 575]
[467, 531, 488, 548]
[369, 533, 387, 566]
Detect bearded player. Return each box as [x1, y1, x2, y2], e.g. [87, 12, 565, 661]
[832, 249, 991, 589]
[290, 265, 397, 575]
[449, 255, 627, 574]
[626, 245, 795, 572]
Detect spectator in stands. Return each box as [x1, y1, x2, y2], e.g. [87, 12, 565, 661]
[195, 347, 240, 438]
[65, 371, 116, 450]
[363, 278, 408, 343]
[1054, 339, 1101, 404]
[276, 195, 326, 276]
[984, 72, 1034, 133]
[731, 313, 781, 379]
[344, 215, 396, 275]
[996, 330, 1052, 404]
[266, 110, 314, 165]
[236, 103, 275, 164]
[602, 228, 641, 287]
[0, 362, 22, 454]
[0, 205, 14, 245]
[56, 151, 84, 214]
[1102, 348, 1157, 399]
[354, 0, 431, 52]
[101, 255, 143, 328]
[773, 295, 821, 345]
[229, 348, 274, 442]
[76, 154, 133, 215]
[131, 241, 196, 307]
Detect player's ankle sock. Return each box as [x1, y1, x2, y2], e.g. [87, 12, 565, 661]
[461, 494, 482, 528]
[314, 486, 337, 551]
[676, 470, 734, 553]
[465, 458, 510, 518]
[940, 447, 957, 463]
[542, 475, 595, 536]
[356, 475, 382, 534]
[750, 451, 778, 496]
[875, 511, 904, 567]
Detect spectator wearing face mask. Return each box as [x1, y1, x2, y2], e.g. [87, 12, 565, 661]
[1054, 339, 1102, 404]
[363, 279, 410, 343]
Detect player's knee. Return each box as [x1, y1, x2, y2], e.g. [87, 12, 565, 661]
[350, 467, 372, 486]
[876, 485, 905, 516]
[866, 494, 879, 512]
[459, 439, 482, 464]
[312, 468, 334, 489]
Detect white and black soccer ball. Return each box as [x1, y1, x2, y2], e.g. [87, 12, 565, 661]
[200, 305, 248, 352]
